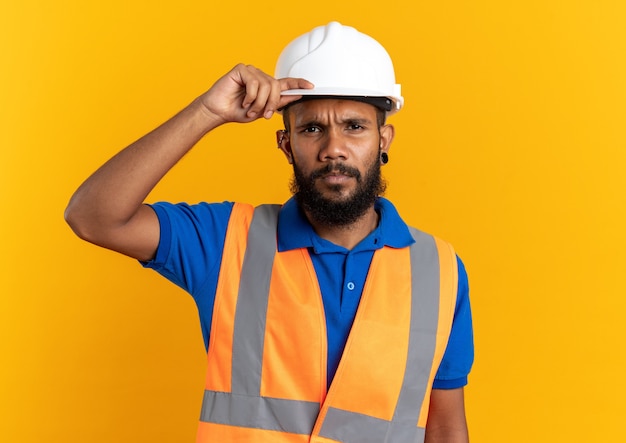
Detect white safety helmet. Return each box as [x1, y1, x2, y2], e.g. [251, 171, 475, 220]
[275, 22, 404, 114]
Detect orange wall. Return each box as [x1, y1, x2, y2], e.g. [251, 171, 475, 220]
[2, 1, 625, 441]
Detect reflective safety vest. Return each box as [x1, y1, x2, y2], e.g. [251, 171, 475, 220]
[196, 203, 458, 443]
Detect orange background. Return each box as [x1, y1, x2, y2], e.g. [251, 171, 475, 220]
[2, 1, 625, 441]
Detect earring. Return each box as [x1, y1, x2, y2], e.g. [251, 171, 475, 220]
[277, 130, 287, 148]
[380, 152, 389, 164]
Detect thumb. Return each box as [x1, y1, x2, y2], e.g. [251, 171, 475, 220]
[279, 77, 315, 92]
[276, 77, 315, 109]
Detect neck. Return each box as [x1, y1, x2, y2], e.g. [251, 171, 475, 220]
[305, 206, 379, 250]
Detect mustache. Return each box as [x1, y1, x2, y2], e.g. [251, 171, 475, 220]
[309, 163, 362, 181]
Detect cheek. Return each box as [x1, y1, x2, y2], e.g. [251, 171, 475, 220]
[290, 143, 318, 166]
[290, 153, 312, 176]
[355, 144, 381, 166]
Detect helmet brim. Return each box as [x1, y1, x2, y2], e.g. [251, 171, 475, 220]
[281, 87, 403, 113]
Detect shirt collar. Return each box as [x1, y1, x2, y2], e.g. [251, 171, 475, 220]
[277, 196, 415, 253]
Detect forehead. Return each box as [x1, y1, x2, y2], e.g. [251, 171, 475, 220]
[288, 98, 378, 123]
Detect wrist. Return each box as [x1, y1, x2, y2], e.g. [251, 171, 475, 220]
[190, 97, 227, 132]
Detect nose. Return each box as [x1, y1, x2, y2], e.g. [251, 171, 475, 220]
[318, 129, 348, 162]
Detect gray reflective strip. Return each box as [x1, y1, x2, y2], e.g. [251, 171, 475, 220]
[320, 228, 440, 443]
[388, 228, 440, 439]
[201, 205, 320, 435]
[231, 204, 281, 395]
[200, 390, 320, 435]
[320, 407, 426, 443]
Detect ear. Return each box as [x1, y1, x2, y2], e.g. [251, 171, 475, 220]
[276, 129, 293, 164]
[379, 124, 395, 155]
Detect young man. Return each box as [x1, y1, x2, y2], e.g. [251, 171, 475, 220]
[66, 22, 473, 443]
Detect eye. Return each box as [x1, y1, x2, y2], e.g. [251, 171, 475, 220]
[345, 120, 368, 131]
[347, 124, 364, 130]
[302, 126, 321, 133]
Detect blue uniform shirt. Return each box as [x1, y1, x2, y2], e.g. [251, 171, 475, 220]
[143, 197, 473, 389]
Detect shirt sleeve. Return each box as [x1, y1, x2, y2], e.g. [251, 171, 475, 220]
[140, 201, 234, 349]
[140, 201, 234, 298]
[432, 255, 474, 389]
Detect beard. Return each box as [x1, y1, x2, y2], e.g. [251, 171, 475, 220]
[290, 153, 387, 227]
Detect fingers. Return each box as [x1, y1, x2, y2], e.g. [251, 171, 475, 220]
[211, 64, 314, 122]
[276, 77, 315, 110]
[235, 65, 314, 120]
[236, 65, 282, 120]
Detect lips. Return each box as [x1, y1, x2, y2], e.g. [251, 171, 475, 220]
[323, 170, 353, 179]
[321, 173, 353, 186]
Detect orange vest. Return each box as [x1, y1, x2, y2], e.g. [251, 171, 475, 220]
[196, 203, 458, 443]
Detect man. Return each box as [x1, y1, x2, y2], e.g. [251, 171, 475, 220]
[65, 22, 473, 443]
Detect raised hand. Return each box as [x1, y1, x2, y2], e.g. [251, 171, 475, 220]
[198, 63, 314, 125]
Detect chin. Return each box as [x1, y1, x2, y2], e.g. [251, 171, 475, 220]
[319, 182, 353, 196]
[321, 190, 355, 203]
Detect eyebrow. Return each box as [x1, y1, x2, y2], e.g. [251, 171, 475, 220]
[295, 116, 373, 130]
[343, 117, 371, 126]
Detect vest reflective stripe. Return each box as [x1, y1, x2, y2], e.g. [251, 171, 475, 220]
[397, 226, 442, 428]
[204, 203, 254, 393]
[231, 204, 279, 396]
[200, 390, 320, 435]
[316, 227, 447, 443]
[197, 203, 457, 443]
[319, 408, 425, 443]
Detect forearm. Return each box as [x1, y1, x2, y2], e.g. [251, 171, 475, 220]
[424, 388, 469, 443]
[65, 98, 219, 240]
[424, 424, 469, 443]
